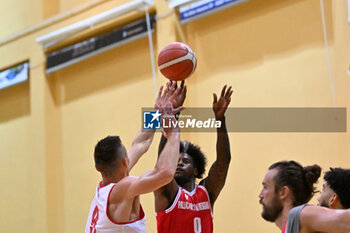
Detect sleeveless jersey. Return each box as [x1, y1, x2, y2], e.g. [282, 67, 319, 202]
[156, 185, 213, 233]
[285, 204, 307, 233]
[282, 223, 287, 233]
[85, 181, 146, 233]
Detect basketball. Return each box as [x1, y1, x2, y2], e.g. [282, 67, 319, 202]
[158, 42, 197, 81]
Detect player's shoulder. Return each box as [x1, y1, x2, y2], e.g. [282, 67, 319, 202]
[112, 176, 139, 192]
[299, 205, 331, 227]
[299, 205, 337, 232]
[300, 205, 331, 219]
[197, 184, 209, 195]
[110, 176, 139, 200]
[115, 176, 138, 185]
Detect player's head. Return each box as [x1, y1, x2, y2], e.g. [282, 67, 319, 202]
[94, 136, 128, 176]
[174, 141, 207, 185]
[259, 160, 321, 222]
[318, 168, 350, 209]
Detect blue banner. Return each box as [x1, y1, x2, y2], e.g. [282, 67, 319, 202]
[0, 62, 29, 90]
[179, 0, 247, 23]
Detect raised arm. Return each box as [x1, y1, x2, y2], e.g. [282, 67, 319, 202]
[157, 81, 186, 158]
[127, 83, 184, 171]
[155, 81, 187, 212]
[122, 129, 180, 198]
[200, 85, 233, 207]
[300, 205, 350, 233]
[127, 128, 155, 171]
[112, 84, 183, 199]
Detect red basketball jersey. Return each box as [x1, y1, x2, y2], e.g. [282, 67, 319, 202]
[282, 223, 286, 233]
[156, 185, 213, 233]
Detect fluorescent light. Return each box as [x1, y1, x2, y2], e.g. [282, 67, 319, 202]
[348, 0, 350, 24]
[36, 0, 154, 49]
[169, 0, 193, 8]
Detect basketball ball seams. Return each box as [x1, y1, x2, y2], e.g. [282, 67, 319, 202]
[163, 42, 190, 51]
[190, 53, 196, 73]
[158, 51, 188, 65]
[158, 50, 196, 65]
[174, 61, 194, 80]
[161, 61, 193, 80]
[158, 48, 189, 58]
[159, 48, 189, 54]
[158, 52, 194, 70]
[161, 61, 192, 78]
[157, 42, 196, 81]
[158, 48, 189, 64]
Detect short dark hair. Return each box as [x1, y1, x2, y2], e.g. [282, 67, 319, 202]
[269, 161, 321, 206]
[324, 168, 350, 209]
[180, 140, 207, 179]
[94, 136, 125, 174]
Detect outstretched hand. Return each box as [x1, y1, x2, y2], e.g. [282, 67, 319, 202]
[169, 81, 187, 109]
[155, 81, 185, 115]
[213, 85, 233, 120]
[161, 102, 180, 139]
[154, 82, 184, 138]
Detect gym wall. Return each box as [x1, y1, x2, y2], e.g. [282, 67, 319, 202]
[0, 0, 349, 233]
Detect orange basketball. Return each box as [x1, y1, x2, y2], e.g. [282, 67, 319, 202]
[158, 42, 197, 81]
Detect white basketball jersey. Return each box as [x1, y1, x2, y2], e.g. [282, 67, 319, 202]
[85, 182, 146, 233]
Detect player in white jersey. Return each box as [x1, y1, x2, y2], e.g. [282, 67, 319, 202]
[86, 82, 183, 233]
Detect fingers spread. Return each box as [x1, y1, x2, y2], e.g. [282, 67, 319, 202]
[173, 106, 185, 114]
[158, 85, 164, 97]
[225, 86, 232, 98]
[213, 93, 218, 103]
[163, 85, 169, 96]
[168, 81, 176, 95]
[171, 86, 182, 99]
[166, 81, 171, 90]
[229, 90, 233, 97]
[220, 85, 227, 97]
[182, 85, 187, 95]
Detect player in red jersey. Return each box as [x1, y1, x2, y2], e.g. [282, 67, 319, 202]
[154, 82, 233, 233]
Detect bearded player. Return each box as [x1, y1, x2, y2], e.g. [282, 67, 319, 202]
[259, 161, 350, 233]
[154, 82, 233, 233]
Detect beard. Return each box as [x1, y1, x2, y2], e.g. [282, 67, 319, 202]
[261, 195, 283, 222]
[175, 174, 192, 186]
[319, 201, 329, 208]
